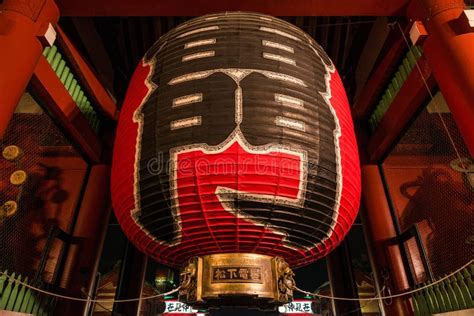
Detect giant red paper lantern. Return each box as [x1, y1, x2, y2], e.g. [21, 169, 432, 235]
[111, 12, 360, 271]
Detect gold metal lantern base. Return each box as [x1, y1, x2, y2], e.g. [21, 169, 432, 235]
[179, 253, 295, 309]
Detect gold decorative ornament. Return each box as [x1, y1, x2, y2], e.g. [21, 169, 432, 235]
[10, 170, 27, 186]
[450, 157, 474, 172]
[2, 145, 22, 161]
[275, 257, 295, 302]
[3, 201, 18, 217]
[179, 253, 294, 309]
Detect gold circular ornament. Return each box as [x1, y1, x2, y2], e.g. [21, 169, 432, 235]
[2, 145, 22, 161]
[3, 201, 18, 217]
[450, 157, 474, 173]
[10, 170, 27, 186]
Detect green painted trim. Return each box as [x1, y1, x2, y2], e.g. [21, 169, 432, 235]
[0, 272, 15, 309]
[412, 264, 474, 314]
[0, 271, 56, 315]
[42, 45, 101, 134]
[457, 270, 474, 308]
[13, 276, 27, 312]
[369, 45, 423, 131]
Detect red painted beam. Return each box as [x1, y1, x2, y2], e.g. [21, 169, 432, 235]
[31, 57, 102, 163]
[360, 165, 413, 315]
[0, 0, 59, 138]
[409, 0, 474, 155]
[56, 26, 118, 120]
[57, 165, 112, 315]
[56, 0, 409, 16]
[366, 57, 435, 162]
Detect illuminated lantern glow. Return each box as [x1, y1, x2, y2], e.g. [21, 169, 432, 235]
[112, 12, 360, 306]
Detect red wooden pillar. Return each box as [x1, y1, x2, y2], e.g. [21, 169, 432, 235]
[360, 166, 413, 316]
[409, 0, 474, 155]
[57, 165, 112, 315]
[0, 0, 59, 137]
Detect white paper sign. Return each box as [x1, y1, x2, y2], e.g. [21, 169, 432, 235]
[278, 300, 314, 314]
[164, 300, 197, 313]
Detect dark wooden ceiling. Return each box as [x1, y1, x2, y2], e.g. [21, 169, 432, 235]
[55, 0, 410, 16]
[60, 16, 376, 105]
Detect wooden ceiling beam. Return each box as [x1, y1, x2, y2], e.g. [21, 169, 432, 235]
[56, 0, 409, 17]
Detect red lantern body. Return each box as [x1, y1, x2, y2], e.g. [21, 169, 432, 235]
[111, 12, 360, 269]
